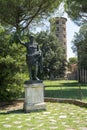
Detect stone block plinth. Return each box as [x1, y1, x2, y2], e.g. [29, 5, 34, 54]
[23, 82, 46, 112]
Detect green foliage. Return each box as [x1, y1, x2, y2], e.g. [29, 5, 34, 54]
[36, 31, 66, 79]
[64, 0, 87, 25]
[0, 0, 61, 32]
[0, 26, 28, 101]
[68, 57, 77, 64]
[68, 57, 77, 70]
[72, 25, 87, 68]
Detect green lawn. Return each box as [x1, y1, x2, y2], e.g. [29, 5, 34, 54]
[0, 102, 87, 130]
[44, 80, 87, 101]
[0, 80, 87, 130]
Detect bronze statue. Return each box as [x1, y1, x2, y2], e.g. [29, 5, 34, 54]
[17, 35, 42, 82]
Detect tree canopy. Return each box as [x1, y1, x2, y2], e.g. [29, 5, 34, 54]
[64, 0, 87, 25]
[0, 0, 61, 32]
[68, 57, 77, 71]
[72, 25, 87, 68]
[36, 31, 66, 79]
[68, 57, 77, 64]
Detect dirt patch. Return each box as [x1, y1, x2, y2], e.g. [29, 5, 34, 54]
[0, 100, 23, 111]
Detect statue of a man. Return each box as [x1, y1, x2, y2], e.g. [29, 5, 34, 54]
[18, 35, 42, 81]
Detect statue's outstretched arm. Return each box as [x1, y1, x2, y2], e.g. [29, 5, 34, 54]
[16, 34, 25, 46]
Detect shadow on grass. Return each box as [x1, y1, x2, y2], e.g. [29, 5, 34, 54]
[45, 88, 87, 100]
[45, 80, 87, 100]
[0, 109, 24, 115]
[62, 82, 79, 87]
[62, 82, 87, 87]
[0, 108, 46, 115]
[45, 81, 79, 88]
[7, 109, 24, 114]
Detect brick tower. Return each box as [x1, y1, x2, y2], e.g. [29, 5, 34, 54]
[50, 17, 67, 57]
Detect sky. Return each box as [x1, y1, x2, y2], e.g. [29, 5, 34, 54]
[33, 17, 80, 60]
[30, 8, 80, 60]
[65, 15, 80, 59]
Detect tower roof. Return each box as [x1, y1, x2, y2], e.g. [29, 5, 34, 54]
[49, 17, 67, 23]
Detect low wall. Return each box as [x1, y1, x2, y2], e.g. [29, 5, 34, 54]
[0, 98, 87, 108]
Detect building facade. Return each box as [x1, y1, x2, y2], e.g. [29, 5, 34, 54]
[50, 17, 67, 56]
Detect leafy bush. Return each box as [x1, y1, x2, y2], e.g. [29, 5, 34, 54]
[0, 26, 28, 101]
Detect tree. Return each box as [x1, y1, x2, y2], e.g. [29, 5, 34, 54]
[68, 57, 77, 71]
[64, 0, 87, 25]
[36, 31, 66, 79]
[68, 57, 77, 64]
[0, 0, 61, 33]
[0, 25, 28, 101]
[72, 25, 87, 68]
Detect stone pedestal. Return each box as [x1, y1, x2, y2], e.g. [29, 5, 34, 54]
[23, 82, 46, 112]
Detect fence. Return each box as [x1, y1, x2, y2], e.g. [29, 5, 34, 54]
[78, 68, 87, 83]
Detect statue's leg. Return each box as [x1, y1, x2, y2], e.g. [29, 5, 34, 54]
[35, 62, 40, 80]
[30, 63, 39, 80]
[31, 66, 36, 80]
[29, 67, 32, 80]
[35, 62, 38, 77]
[26, 57, 32, 80]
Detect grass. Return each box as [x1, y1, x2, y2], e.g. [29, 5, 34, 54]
[0, 80, 87, 130]
[44, 80, 87, 101]
[0, 102, 87, 130]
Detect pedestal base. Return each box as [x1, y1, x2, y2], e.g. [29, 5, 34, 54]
[23, 82, 46, 112]
[24, 102, 46, 112]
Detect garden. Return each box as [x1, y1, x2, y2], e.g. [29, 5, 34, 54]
[0, 80, 87, 130]
[0, 0, 87, 130]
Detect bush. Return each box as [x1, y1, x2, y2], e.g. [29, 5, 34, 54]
[0, 26, 28, 101]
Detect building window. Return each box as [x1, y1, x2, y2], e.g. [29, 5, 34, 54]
[57, 27, 59, 31]
[56, 34, 59, 37]
[56, 21, 59, 24]
[64, 34, 66, 38]
[63, 27, 66, 31]
[62, 20, 65, 24]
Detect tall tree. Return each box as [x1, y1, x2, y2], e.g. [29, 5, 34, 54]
[36, 31, 66, 79]
[64, 0, 87, 25]
[0, 0, 61, 33]
[72, 25, 87, 67]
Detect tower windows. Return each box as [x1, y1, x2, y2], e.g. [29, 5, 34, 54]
[57, 27, 59, 31]
[62, 20, 65, 24]
[56, 20, 59, 24]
